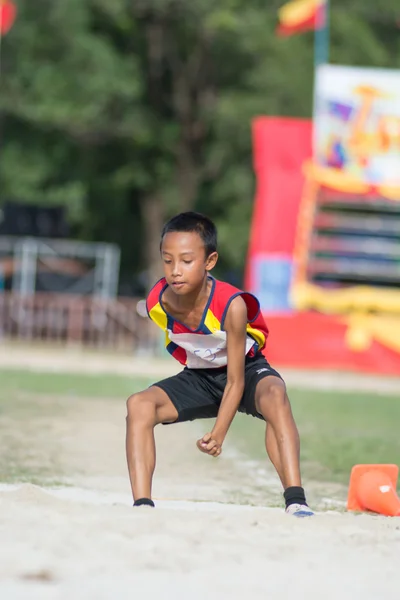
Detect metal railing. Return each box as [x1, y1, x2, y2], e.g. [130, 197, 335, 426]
[0, 292, 152, 352]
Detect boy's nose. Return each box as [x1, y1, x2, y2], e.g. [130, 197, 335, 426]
[172, 264, 182, 276]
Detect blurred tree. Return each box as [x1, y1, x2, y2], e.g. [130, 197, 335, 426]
[0, 0, 399, 290]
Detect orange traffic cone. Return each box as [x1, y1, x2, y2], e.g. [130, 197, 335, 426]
[347, 464, 400, 517]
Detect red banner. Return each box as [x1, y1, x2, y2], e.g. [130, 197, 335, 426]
[245, 116, 312, 307]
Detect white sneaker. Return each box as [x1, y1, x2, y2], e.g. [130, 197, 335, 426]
[285, 503, 315, 518]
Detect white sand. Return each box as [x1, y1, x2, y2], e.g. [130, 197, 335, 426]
[1, 345, 400, 599]
[0, 482, 399, 600]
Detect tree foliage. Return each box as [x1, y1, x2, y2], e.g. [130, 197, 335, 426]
[0, 0, 398, 292]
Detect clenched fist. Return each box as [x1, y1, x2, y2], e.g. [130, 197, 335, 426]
[196, 432, 222, 457]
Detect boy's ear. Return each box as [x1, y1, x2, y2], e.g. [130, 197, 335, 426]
[205, 251, 218, 271]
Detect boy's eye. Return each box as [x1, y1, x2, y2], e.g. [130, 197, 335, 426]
[164, 260, 172, 264]
[183, 260, 192, 264]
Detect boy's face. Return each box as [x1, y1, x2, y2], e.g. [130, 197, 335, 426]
[161, 231, 218, 294]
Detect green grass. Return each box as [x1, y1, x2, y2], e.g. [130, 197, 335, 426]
[0, 369, 153, 398]
[0, 370, 154, 484]
[230, 389, 400, 485]
[0, 368, 399, 488]
[0, 392, 64, 484]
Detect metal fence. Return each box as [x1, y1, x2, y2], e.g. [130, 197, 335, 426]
[0, 293, 152, 352]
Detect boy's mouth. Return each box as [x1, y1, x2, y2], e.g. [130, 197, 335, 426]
[171, 282, 185, 289]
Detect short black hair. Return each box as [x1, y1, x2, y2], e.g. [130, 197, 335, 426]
[161, 212, 218, 257]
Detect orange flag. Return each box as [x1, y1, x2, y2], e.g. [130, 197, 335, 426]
[277, 0, 325, 37]
[0, 0, 17, 36]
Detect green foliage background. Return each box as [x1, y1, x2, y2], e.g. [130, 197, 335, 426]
[1, 0, 399, 292]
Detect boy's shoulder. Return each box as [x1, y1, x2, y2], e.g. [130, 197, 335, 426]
[213, 277, 241, 296]
[146, 277, 167, 314]
[212, 278, 261, 324]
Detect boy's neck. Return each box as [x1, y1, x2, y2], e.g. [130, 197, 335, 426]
[166, 276, 211, 311]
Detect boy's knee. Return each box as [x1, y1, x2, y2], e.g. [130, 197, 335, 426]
[126, 392, 157, 425]
[256, 378, 289, 416]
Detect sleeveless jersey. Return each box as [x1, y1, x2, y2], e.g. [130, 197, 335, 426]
[146, 276, 269, 369]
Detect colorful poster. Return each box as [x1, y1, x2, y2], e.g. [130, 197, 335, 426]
[313, 65, 400, 200]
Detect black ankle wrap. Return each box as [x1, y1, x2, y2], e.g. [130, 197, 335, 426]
[133, 498, 155, 507]
[283, 486, 307, 509]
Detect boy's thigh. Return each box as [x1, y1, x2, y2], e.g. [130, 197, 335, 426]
[239, 355, 284, 420]
[151, 368, 221, 424]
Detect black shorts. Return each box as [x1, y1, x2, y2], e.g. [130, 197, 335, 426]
[152, 354, 284, 424]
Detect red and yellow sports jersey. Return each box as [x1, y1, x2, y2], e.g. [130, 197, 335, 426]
[146, 276, 269, 369]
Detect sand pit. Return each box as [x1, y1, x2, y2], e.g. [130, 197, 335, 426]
[0, 348, 399, 598]
[0, 396, 399, 599]
[1, 481, 400, 600]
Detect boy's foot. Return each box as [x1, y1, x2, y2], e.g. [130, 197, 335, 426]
[285, 503, 315, 518]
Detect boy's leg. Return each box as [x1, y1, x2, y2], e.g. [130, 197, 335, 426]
[126, 368, 221, 505]
[126, 387, 178, 503]
[254, 376, 301, 488]
[255, 376, 301, 488]
[254, 375, 314, 515]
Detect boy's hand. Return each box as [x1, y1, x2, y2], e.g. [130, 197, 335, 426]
[196, 432, 222, 457]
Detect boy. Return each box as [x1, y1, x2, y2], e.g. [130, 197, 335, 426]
[126, 212, 314, 517]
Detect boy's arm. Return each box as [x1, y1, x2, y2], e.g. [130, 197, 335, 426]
[197, 295, 247, 456]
